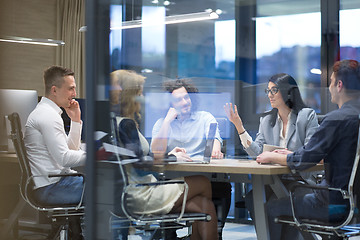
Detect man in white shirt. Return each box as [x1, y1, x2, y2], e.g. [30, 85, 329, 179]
[24, 65, 86, 206]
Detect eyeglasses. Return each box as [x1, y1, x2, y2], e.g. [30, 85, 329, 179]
[265, 87, 279, 95]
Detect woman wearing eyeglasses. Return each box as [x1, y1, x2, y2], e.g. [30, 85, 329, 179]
[224, 73, 319, 157]
[224, 73, 320, 224]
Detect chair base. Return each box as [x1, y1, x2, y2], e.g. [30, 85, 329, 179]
[276, 216, 360, 240]
[110, 215, 205, 240]
[47, 215, 84, 240]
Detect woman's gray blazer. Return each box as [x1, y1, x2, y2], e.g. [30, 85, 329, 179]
[245, 108, 319, 157]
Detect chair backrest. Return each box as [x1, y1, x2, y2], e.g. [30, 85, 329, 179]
[281, 115, 360, 235]
[318, 115, 360, 229]
[109, 112, 132, 218]
[8, 112, 34, 202]
[323, 115, 360, 227]
[348, 115, 360, 214]
[117, 117, 143, 159]
[312, 115, 360, 227]
[110, 112, 157, 220]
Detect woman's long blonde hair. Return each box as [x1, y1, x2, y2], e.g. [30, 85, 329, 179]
[110, 70, 146, 122]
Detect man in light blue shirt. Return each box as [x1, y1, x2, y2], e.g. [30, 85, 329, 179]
[152, 108, 222, 159]
[151, 79, 223, 160]
[151, 79, 230, 240]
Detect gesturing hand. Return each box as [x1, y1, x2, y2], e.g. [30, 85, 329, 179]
[224, 103, 244, 132]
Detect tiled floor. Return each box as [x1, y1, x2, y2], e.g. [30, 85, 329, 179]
[17, 222, 360, 240]
[176, 222, 257, 240]
[16, 222, 257, 240]
[221, 222, 257, 240]
[16, 218, 360, 240]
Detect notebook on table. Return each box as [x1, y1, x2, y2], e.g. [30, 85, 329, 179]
[263, 144, 285, 152]
[229, 144, 285, 161]
[167, 122, 217, 164]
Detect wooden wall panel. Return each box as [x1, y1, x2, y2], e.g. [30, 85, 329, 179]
[0, 0, 57, 95]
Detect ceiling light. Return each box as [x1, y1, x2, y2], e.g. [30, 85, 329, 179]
[163, 0, 170, 6]
[0, 36, 64, 46]
[215, 9, 223, 15]
[110, 11, 219, 30]
[79, 26, 87, 32]
[141, 68, 153, 73]
[310, 68, 322, 75]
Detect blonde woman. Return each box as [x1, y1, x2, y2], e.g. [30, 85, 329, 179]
[110, 70, 218, 240]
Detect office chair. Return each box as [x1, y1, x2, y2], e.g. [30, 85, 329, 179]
[212, 117, 232, 239]
[7, 112, 85, 240]
[108, 114, 211, 239]
[275, 116, 360, 240]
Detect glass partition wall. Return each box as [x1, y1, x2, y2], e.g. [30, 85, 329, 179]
[84, 0, 360, 239]
[340, 0, 360, 60]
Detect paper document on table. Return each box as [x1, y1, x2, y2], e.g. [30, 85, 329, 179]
[103, 142, 137, 157]
[81, 143, 86, 151]
[263, 144, 285, 153]
[94, 131, 108, 141]
[101, 159, 140, 165]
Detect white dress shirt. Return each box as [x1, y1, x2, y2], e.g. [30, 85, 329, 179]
[24, 97, 86, 189]
[278, 111, 292, 148]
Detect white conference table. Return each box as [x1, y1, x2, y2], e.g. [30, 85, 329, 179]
[156, 158, 323, 240]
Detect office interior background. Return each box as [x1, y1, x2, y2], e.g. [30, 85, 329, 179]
[1, 0, 360, 239]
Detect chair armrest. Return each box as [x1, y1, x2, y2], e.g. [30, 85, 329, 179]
[48, 172, 86, 208]
[28, 173, 85, 210]
[290, 183, 341, 192]
[133, 180, 185, 187]
[48, 172, 85, 178]
[290, 183, 349, 199]
[287, 183, 350, 227]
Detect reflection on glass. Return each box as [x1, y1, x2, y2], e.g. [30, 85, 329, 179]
[142, 6, 166, 71]
[339, 6, 360, 60]
[110, 5, 123, 71]
[256, 11, 321, 113]
[107, 0, 237, 223]
[215, 20, 235, 76]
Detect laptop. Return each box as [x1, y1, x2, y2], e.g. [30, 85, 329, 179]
[167, 122, 217, 164]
